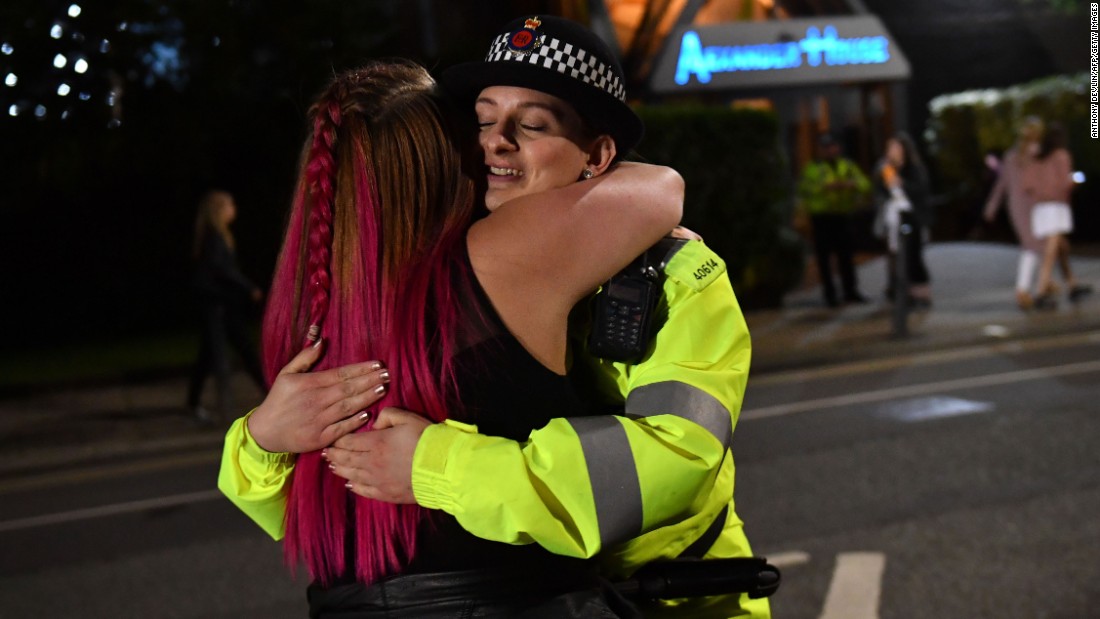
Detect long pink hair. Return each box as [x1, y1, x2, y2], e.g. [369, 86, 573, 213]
[261, 60, 481, 585]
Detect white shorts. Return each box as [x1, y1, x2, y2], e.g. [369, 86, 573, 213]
[1031, 202, 1073, 239]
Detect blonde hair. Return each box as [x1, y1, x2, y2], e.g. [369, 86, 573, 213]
[192, 190, 234, 258]
[1018, 116, 1044, 143]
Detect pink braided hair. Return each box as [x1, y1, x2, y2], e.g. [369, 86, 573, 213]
[260, 61, 481, 585]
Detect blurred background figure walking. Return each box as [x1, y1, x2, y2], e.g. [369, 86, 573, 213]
[984, 116, 1045, 310]
[186, 190, 266, 425]
[1023, 121, 1092, 309]
[873, 132, 933, 308]
[797, 132, 872, 308]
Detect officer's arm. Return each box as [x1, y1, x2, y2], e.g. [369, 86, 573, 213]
[850, 160, 873, 196]
[217, 412, 295, 540]
[984, 168, 1008, 221]
[411, 241, 748, 558]
[796, 163, 820, 203]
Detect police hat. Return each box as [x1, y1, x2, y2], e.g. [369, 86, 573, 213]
[440, 15, 644, 154]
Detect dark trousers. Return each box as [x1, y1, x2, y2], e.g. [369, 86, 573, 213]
[186, 298, 265, 413]
[307, 568, 638, 619]
[810, 213, 861, 304]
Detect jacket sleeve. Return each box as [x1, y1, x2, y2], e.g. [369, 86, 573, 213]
[903, 165, 933, 226]
[847, 158, 873, 198]
[411, 240, 748, 560]
[984, 160, 1008, 219]
[1055, 149, 1074, 201]
[795, 162, 821, 211]
[217, 412, 295, 540]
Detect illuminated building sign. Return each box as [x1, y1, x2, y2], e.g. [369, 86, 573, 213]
[650, 16, 910, 93]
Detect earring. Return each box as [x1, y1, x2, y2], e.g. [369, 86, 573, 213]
[582, 169, 594, 180]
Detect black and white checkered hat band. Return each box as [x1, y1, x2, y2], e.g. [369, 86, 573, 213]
[485, 33, 627, 102]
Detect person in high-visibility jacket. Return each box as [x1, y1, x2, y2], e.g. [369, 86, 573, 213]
[222, 237, 767, 618]
[797, 132, 872, 308]
[221, 15, 770, 618]
[570, 237, 769, 619]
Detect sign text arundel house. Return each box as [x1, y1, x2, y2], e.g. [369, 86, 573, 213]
[648, 16, 910, 93]
[675, 26, 890, 85]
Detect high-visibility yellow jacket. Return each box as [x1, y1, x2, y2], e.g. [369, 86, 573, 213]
[797, 156, 872, 215]
[218, 239, 768, 618]
[587, 240, 768, 619]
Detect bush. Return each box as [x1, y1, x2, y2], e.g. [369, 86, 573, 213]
[634, 105, 803, 309]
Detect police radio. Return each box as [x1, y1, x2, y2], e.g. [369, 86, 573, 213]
[588, 250, 663, 363]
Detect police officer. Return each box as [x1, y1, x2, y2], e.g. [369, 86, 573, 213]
[797, 132, 872, 307]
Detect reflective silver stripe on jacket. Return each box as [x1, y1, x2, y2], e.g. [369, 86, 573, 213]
[566, 416, 643, 546]
[625, 381, 733, 449]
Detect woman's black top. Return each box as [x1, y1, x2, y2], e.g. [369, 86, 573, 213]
[340, 251, 593, 581]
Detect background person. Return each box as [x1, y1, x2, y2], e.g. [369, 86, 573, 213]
[1023, 121, 1092, 308]
[186, 189, 265, 425]
[984, 116, 1045, 310]
[872, 132, 932, 308]
[796, 132, 872, 308]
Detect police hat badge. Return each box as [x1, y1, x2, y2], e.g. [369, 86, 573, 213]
[506, 16, 543, 56]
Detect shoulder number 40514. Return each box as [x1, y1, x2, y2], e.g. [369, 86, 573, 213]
[694, 259, 720, 281]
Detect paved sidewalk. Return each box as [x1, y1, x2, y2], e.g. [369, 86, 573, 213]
[1, 241, 1097, 478]
[748, 241, 1100, 372]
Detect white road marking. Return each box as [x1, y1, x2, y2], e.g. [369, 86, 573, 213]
[742, 359, 1100, 421]
[749, 330, 1100, 387]
[0, 489, 222, 532]
[0, 451, 220, 495]
[877, 396, 993, 422]
[767, 550, 811, 569]
[819, 552, 886, 619]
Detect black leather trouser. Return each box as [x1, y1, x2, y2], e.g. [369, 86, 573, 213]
[306, 567, 640, 619]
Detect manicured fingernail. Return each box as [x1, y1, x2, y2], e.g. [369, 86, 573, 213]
[312, 337, 323, 349]
[380, 370, 390, 382]
[321, 449, 328, 459]
[358, 411, 370, 422]
[328, 462, 336, 472]
[344, 482, 354, 491]
[371, 361, 382, 370]
[374, 384, 386, 394]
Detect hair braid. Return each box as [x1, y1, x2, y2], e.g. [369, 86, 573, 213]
[268, 60, 483, 586]
[302, 86, 345, 344]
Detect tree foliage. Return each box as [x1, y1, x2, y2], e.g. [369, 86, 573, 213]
[636, 105, 803, 308]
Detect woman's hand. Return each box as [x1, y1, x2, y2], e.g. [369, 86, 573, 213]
[670, 225, 703, 241]
[324, 407, 431, 504]
[246, 340, 390, 454]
